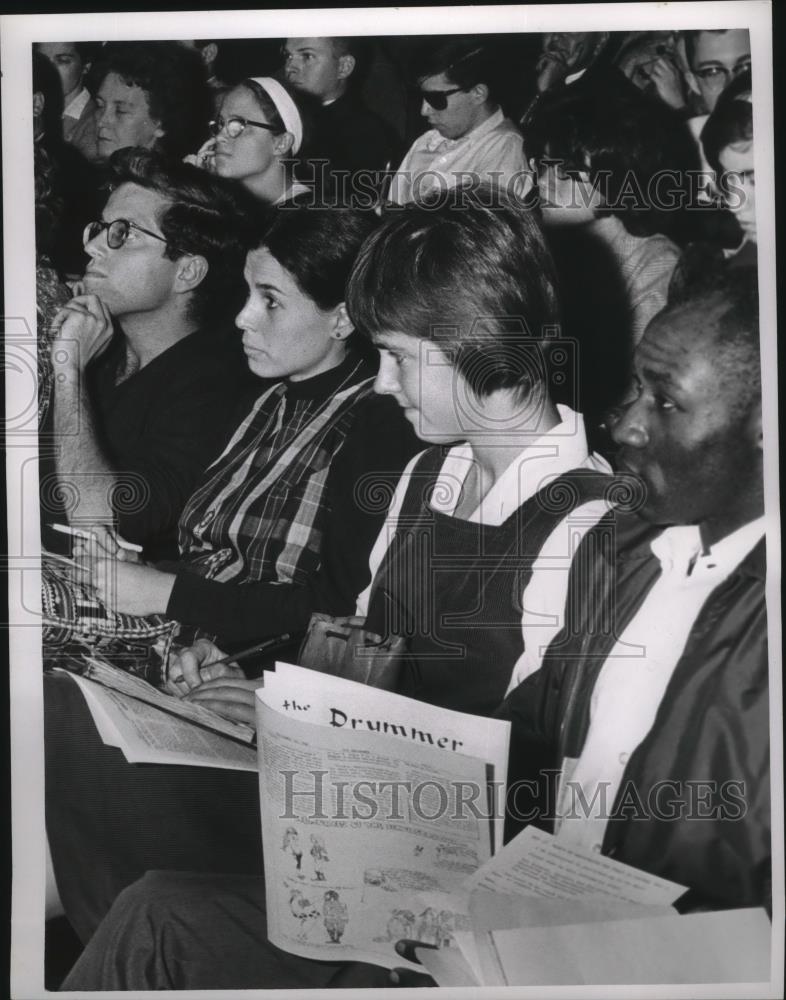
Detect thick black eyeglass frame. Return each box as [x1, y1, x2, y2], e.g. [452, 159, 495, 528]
[209, 115, 278, 138]
[418, 86, 466, 110]
[82, 218, 176, 252]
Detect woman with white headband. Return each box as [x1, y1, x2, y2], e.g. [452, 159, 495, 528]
[194, 75, 311, 204]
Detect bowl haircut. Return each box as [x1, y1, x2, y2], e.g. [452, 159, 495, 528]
[346, 185, 561, 404]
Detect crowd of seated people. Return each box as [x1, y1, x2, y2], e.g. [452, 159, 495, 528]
[32, 28, 770, 991]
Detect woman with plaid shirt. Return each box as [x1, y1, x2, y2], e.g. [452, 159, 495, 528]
[45, 204, 420, 943]
[76, 203, 419, 650]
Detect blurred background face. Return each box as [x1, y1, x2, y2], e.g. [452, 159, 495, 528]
[690, 30, 750, 113]
[283, 37, 344, 102]
[535, 153, 601, 226]
[719, 141, 756, 241]
[212, 86, 279, 185]
[36, 42, 86, 103]
[95, 72, 163, 159]
[617, 35, 679, 95]
[540, 31, 596, 72]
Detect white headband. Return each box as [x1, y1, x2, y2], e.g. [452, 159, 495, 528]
[249, 76, 303, 154]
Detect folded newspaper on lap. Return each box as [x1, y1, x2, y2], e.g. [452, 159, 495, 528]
[52, 654, 258, 771]
[256, 663, 511, 970]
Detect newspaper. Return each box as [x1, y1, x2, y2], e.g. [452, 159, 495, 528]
[256, 677, 507, 970]
[55, 654, 256, 743]
[67, 671, 257, 771]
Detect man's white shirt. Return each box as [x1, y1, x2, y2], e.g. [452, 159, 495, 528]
[553, 515, 766, 855]
[63, 86, 92, 122]
[387, 107, 531, 204]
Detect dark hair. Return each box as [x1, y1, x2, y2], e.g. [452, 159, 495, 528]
[347, 185, 560, 402]
[413, 37, 501, 104]
[73, 41, 99, 65]
[34, 142, 65, 261]
[528, 84, 699, 237]
[330, 36, 371, 85]
[255, 203, 380, 312]
[683, 28, 749, 69]
[701, 69, 753, 175]
[666, 261, 760, 413]
[92, 41, 211, 159]
[32, 50, 64, 146]
[107, 147, 257, 325]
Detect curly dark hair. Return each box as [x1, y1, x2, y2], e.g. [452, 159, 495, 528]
[92, 41, 211, 159]
[528, 83, 700, 237]
[107, 147, 258, 326]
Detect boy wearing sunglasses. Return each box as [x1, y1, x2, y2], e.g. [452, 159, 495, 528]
[46, 148, 256, 561]
[388, 37, 529, 205]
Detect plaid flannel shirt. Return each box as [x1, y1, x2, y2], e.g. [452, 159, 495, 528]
[177, 358, 376, 588]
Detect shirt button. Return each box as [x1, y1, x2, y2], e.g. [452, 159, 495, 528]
[618, 752, 630, 765]
[592, 843, 602, 854]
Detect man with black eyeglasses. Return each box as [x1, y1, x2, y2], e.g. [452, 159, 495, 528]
[387, 37, 529, 204]
[684, 29, 751, 115]
[46, 148, 256, 561]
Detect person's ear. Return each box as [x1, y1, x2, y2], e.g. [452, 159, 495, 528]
[274, 131, 295, 156]
[33, 90, 45, 118]
[337, 54, 356, 81]
[329, 303, 354, 340]
[175, 254, 209, 294]
[471, 82, 489, 105]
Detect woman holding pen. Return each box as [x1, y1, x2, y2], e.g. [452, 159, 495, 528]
[44, 200, 419, 943]
[51, 187, 615, 989]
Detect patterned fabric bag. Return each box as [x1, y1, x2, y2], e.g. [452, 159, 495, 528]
[41, 553, 178, 685]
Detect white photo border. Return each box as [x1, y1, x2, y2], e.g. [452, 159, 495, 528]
[2, 3, 781, 997]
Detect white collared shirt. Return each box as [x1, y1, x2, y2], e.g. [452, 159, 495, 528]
[554, 516, 766, 856]
[63, 86, 91, 121]
[388, 108, 531, 204]
[355, 405, 610, 629]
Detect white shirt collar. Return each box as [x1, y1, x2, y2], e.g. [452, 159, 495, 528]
[63, 86, 91, 120]
[423, 107, 505, 153]
[651, 516, 765, 579]
[434, 404, 607, 523]
[564, 67, 588, 86]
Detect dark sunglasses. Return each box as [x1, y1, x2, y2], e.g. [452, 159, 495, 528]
[83, 218, 174, 251]
[209, 115, 278, 138]
[419, 86, 466, 110]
